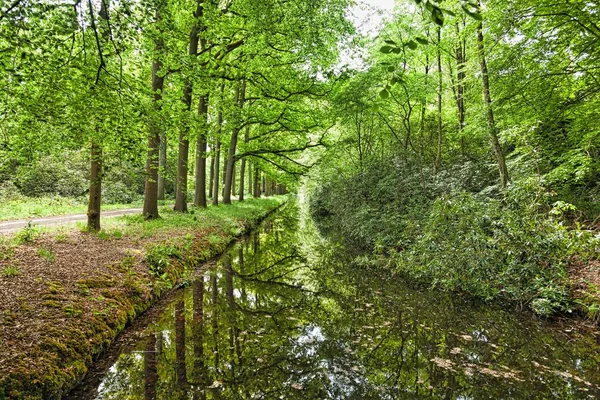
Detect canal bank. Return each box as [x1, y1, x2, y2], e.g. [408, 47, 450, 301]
[0, 197, 286, 400]
[69, 198, 600, 399]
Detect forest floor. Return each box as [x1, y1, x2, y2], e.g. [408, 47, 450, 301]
[0, 197, 286, 399]
[569, 258, 600, 322]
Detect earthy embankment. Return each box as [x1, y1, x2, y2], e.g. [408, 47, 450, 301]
[0, 197, 286, 399]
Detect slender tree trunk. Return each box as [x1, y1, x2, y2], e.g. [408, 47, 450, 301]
[174, 91, 194, 211]
[158, 131, 166, 200]
[142, 22, 165, 219]
[174, 1, 203, 212]
[238, 127, 249, 201]
[435, 27, 443, 173]
[209, 146, 215, 199]
[223, 81, 246, 205]
[455, 22, 467, 158]
[221, 148, 227, 198]
[247, 161, 252, 197]
[87, 141, 102, 231]
[194, 95, 208, 207]
[477, 17, 510, 188]
[212, 109, 223, 206]
[253, 167, 260, 198]
[231, 163, 237, 197]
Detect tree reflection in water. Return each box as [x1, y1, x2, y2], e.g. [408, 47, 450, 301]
[89, 201, 600, 399]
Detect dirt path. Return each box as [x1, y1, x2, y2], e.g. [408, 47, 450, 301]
[0, 208, 143, 234]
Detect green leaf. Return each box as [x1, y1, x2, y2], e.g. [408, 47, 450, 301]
[441, 8, 456, 17]
[463, 7, 483, 21]
[390, 76, 404, 86]
[384, 39, 397, 45]
[406, 40, 418, 50]
[416, 37, 428, 45]
[431, 9, 445, 26]
[387, 65, 396, 72]
[380, 45, 394, 54]
[379, 89, 390, 99]
[461, 3, 483, 20]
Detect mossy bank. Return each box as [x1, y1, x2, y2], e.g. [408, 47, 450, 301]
[0, 196, 287, 400]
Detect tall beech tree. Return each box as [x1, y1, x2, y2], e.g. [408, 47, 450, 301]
[174, 0, 204, 213]
[143, 0, 166, 220]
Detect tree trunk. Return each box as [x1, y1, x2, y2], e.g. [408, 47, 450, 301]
[223, 81, 246, 205]
[142, 27, 165, 220]
[247, 161, 253, 197]
[239, 159, 246, 201]
[435, 27, 443, 173]
[86, 0, 110, 231]
[174, 1, 202, 212]
[477, 18, 510, 188]
[194, 95, 208, 207]
[209, 146, 215, 199]
[253, 167, 260, 198]
[157, 130, 166, 200]
[238, 127, 249, 201]
[87, 141, 102, 231]
[455, 21, 467, 158]
[231, 163, 237, 197]
[212, 109, 223, 206]
[174, 105, 194, 212]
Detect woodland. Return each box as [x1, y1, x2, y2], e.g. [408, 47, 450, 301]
[1, 0, 600, 317]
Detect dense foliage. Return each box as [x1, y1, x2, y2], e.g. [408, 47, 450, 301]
[0, 0, 352, 225]
[1, 0, 599, 314]
[310, 0, 600, 315]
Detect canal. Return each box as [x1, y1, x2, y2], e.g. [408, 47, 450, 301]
[70, 199, 600, 399]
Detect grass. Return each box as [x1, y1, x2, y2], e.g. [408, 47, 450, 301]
[0, 196, 173, 222]
[2, 265, 20, 277]
[96, 197, 285, 240]
[38, 247, 56, 263]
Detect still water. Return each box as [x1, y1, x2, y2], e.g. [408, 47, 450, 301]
[72, 200, 600, 399]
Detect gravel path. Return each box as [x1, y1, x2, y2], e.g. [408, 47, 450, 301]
[0, 208, 143, 233]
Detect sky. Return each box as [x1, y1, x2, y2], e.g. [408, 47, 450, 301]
[350, 0, 397, 37]
[337, 0, 397, 71]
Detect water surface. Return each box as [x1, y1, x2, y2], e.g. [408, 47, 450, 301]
[73, 201, 600, 399]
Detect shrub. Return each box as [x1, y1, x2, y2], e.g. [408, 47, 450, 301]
[144, 244, 181, 278]
[390, 185, 594, 315]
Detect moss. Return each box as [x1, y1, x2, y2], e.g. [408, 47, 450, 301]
[41, 300, 61, 308]
[44, 281, 63, 294]
[76, 275, 118, 289]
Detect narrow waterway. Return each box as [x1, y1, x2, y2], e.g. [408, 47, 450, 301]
[71, 200, 600, 399]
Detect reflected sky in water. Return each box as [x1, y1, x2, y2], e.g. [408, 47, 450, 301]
[75, 200, 600, 399]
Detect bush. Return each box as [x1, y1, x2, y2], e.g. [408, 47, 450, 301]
[390, 183, 597, 314]
[15, 152, 87, 198]
[311, 157, 597, 315]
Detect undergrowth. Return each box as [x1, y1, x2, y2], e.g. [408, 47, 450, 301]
[311, 158, 600, 316]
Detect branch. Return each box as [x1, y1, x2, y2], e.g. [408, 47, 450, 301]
[87, 0, 105, 86]
[0, 0, 21, 21]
